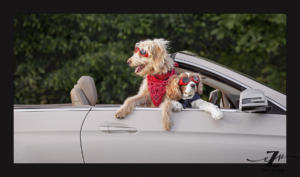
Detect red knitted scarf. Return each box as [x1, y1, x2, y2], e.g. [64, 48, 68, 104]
[147, 68, 176, 107]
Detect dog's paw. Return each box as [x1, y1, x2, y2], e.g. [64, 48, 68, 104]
[115, 108, 130, 119]
[171, 101, 183, 112]
[162, 122, 172, 131]
[211, 109, 224, 120]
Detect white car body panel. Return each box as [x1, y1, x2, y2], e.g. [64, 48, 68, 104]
[14, 109, 90, 163]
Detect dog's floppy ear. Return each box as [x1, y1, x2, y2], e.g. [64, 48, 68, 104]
[195, 73, 203, 95]
[166, 75, 182, 100]
[152, 44, 165, 71]
[152, 39, 171, 71]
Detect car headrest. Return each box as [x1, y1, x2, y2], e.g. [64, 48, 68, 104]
[77, 76, 98, 106]
[209, 89, 219, 105]
[70, 76, 98, 106]
[70, 87, 90, 106]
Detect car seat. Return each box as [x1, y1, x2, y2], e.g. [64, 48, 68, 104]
[209, 89, 218, 104]
[209, 89, 219, 107]
[70, 76, 98, 106]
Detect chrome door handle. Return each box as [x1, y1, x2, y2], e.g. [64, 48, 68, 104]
[100, 122, 138, 134]
[108, 126, 138, 133]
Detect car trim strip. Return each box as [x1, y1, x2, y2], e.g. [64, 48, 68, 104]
[14, 108, 91, 112]
[174, 58, 286, 112]
[14, 107, 241, 112]
[91, 107, 242, 112]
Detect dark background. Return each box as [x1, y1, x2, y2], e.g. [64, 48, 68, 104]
[13, 14, 286, 104]
[4, 0, 298, 174]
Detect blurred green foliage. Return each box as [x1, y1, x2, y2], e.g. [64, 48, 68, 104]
[14, 14, 286, 104]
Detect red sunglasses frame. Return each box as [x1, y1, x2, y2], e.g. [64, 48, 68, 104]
[179, 76, 200, 85]
[134, 47, 149, 57]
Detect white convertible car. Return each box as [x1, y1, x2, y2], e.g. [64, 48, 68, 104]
[14, 51, 286, 163]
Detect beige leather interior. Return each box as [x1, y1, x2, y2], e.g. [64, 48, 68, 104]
[221, 92, 231, 109]
[209, 89, 219, 103]
[70, 76, 98, 106]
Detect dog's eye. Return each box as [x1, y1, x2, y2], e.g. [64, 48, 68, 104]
[140, 49, 146, 55]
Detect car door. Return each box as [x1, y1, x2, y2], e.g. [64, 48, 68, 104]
[81, 103, 285, 163]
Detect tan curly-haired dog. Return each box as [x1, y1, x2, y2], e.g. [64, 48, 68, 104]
[163, 72, 224, 129]
[115, 38, 177, 130]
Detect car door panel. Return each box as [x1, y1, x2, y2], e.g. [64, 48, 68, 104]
[81, 108, 286, 163]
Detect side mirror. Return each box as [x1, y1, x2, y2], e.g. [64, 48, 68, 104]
[239, 89, 271, 113]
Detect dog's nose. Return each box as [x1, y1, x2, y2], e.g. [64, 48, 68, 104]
[127, 59, 132, 65]
[191, 84, 196, 88]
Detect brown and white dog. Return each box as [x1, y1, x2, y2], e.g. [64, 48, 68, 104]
[163, 72, 224, 129]
[115, 38, 176, 130]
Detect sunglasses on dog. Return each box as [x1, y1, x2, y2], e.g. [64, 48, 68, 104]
[134, 47, 149, 57]
[179, 76, 200, 85]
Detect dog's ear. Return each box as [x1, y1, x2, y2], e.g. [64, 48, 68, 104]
[152, 44, 165, 71]
[195, 73, 203, 95]
[166, 75, 182, 100]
